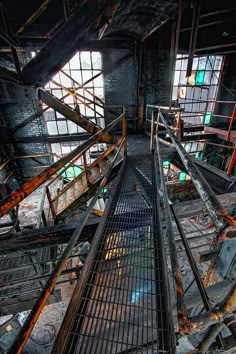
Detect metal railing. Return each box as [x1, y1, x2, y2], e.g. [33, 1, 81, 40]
[38, 113, 127, 225]
[149, 105, 236, 350]
[9, 114, 127, 353]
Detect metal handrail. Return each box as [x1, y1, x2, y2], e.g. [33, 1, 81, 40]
[9, 136, 127, 354]
[44, 114, 126, 219]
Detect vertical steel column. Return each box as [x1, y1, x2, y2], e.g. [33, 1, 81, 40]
[186, 0, 201, 77]
[227, 146, 236, 175]
[226, 103, 236, 141]
[122, 114, 127, 156]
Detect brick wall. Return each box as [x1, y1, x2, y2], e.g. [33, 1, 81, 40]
[102, 47, 138, 129]
[0, 81, 51, 181]
[144, 39, 171, 107]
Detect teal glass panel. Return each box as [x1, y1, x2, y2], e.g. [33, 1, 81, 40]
[204, 112, 212, 124]
[195, 70, 204, 85]
[162, 161, 169, 167]
[195, 152, 202, 160]
[179, 172, 187, 181]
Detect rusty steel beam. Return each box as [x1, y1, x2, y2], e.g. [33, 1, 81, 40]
[0, 115, 121, 219]
[227, 146, 236, 175]
[205, 126, 236, 144]
[189, 282, 236, 334]
[16, 0, 53, 35]
[39, 89, 113, 143]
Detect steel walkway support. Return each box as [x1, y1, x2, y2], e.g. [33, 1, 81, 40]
[53, 155, 175, 354]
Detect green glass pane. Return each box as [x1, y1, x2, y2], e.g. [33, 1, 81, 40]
[204, 112, 212, 125]
[195, 70, 204, 85]
[162, 160, 169, 167]
[179, 172, 187, 181]
[62, 166, 82, 178]
[195, 152, 202, 160]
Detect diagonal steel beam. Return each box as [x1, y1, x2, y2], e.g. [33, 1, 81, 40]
[39, 88, 113, 143]
[21, 0, 118, 85]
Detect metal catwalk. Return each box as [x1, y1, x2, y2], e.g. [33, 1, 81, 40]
[55, 155, 174, 354]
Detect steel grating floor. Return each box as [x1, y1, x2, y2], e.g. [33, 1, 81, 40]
[61, 156, 173, 354]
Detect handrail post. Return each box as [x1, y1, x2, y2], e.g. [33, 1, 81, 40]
[83, 152, 90, 185]
[122, 113, 127, 156]
[45, 187, 57, 221]
[150, 110, 155, 152]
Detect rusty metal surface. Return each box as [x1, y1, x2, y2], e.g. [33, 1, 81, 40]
[39, 89, 113, 144]
[0, 114, 123, 219]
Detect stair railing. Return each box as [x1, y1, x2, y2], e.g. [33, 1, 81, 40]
[44, 113, 127, 222]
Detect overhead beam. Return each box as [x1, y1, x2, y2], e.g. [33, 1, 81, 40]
[21, 0, 118, 85]
[39, 89, 113, 143]
[16, 0, 53, 35]
[14, 134, 91, 144]
[204, 126, 236, 144]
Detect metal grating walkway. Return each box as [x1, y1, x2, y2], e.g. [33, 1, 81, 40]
[57, 156, 174, 353]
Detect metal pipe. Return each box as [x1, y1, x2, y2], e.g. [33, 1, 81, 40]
[170, 204, 211, 310]
[197, 323, 224, 351]
[158, 110, 235, 232]
[155, 120, 189, 334]
[189, 282, 236, 333]
[0, 114, 123, 219]
[8, 137, 126, 354]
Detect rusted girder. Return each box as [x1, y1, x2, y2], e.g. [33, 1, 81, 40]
[39, 89, 113, 143]
[0, 115, 120, 219]
[189, 282, 236, 334]
[16, 0, 53, 35]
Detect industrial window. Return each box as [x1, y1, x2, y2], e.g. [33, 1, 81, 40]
[172, 54, 223, 126]
[43, 51, 104, 137]
[42, 51, 105, 178]
[172, 54, 223, 157]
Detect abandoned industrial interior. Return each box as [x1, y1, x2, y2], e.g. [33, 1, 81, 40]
[0, 0, 236, 353]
